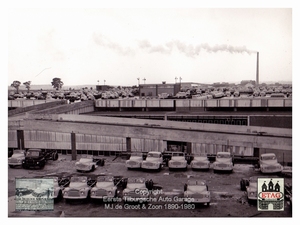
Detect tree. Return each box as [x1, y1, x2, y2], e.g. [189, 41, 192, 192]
[10, 80, 21, 93]
[51, 77, 64, 90]
[23, 81, 31, 92]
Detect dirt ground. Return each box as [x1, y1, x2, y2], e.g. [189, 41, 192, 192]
[8, 154, 292, 218]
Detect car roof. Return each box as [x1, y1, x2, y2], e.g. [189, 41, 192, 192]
[217, 152, 230, 154]
[261, 153, 276, 156]
[28, 148, 42, 151]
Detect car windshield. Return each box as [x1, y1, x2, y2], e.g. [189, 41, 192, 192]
[127, 178, 145, 183]
[96, 181, 114, 188]
[131, 152, 143, 157]
[249, 181, 257, 188]
[26, 151, 40, 157]
[217, 153, 231, 158]
[261, 155, 276, 160]
[187, 180, 206, 186]
[147, 153, 160, 158]
[13, 150, 24, 154]
[71, 177, 87, 183]
[193, 153, 207, 157]
[97, 176, 114, 182]
[79, 158, 92, 163]
[187, 185, 207, 193]
[172, 152, 184, 157]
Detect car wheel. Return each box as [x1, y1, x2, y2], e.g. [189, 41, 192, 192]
[9, 165, 15, 168]
[58, 190, 62, 200]
[39, 161, 45, 168]
[100, 160, 105, 166]
[157, 164, 162, 172]
[22, 164, 27, 169]
[240, 180, 246, 191]
[91, 165, 95, 172]
[52, 152, 58, 161]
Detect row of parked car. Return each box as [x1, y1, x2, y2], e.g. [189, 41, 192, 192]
[8, 148, 284, 175]
[8, 149, 106, 172]
[125, 151, 284, 174]
[15, 175, 211, 206]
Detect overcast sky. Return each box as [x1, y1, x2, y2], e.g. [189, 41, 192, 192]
[7, 7, 293, 87]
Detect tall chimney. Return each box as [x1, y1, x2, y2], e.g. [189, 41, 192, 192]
[256, 52, 259, 85]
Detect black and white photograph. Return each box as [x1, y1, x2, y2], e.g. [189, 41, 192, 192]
[4, 0, 298, 223]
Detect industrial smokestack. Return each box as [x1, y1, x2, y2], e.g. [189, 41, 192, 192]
[256, 52, 259, 85]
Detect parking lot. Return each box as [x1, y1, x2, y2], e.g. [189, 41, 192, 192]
[8, 154, 292, 217]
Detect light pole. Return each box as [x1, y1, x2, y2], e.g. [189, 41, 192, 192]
[179, 77, 182, 83]
[137, 78, 140, 86]
[97, 80, 99, 85]
[104, 80, 106, 85]
[143, 78, 146, 84]
[175, 77, 178, 83]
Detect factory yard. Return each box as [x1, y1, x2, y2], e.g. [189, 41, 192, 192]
[8, 155, 292, 218]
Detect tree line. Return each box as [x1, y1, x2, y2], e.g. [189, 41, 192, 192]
[10, 78, 64, 93]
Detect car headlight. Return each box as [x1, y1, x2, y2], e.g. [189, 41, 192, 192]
[91, 191, 95, 195]
[64, 191, 68, 195]
[123, 192, 128, 196]
[108, 191, 112, 195]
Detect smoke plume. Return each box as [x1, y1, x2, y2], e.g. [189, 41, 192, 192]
[93, 33, 256, 58]
[93, 33, 135, 56]
[139, 39, 256, 57]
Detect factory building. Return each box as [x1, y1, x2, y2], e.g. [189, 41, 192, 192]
[139, 82, 201, 97]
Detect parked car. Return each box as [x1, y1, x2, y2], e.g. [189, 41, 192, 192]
[125, 152, 143, 169]
[240, 176, 258, 202]
[212, 152, 233, 173]
[141, 151, 163, 171]
[190, 153, 210, 170]
[90, 176, 125, 200]
[62, 176, 95, 200]
[22, 148, 58, 169]
[75, 156, 105, 172]
[45, 176, 70, 200]
[184, 179, 210, 206]
[122, 177, 153, 203]
[32, 186, 51, 198]
[8, 149, 26, 168]
[259, 153, 283, 174]
[15, 188, 33, 197]
[168, 152, 188, 170]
